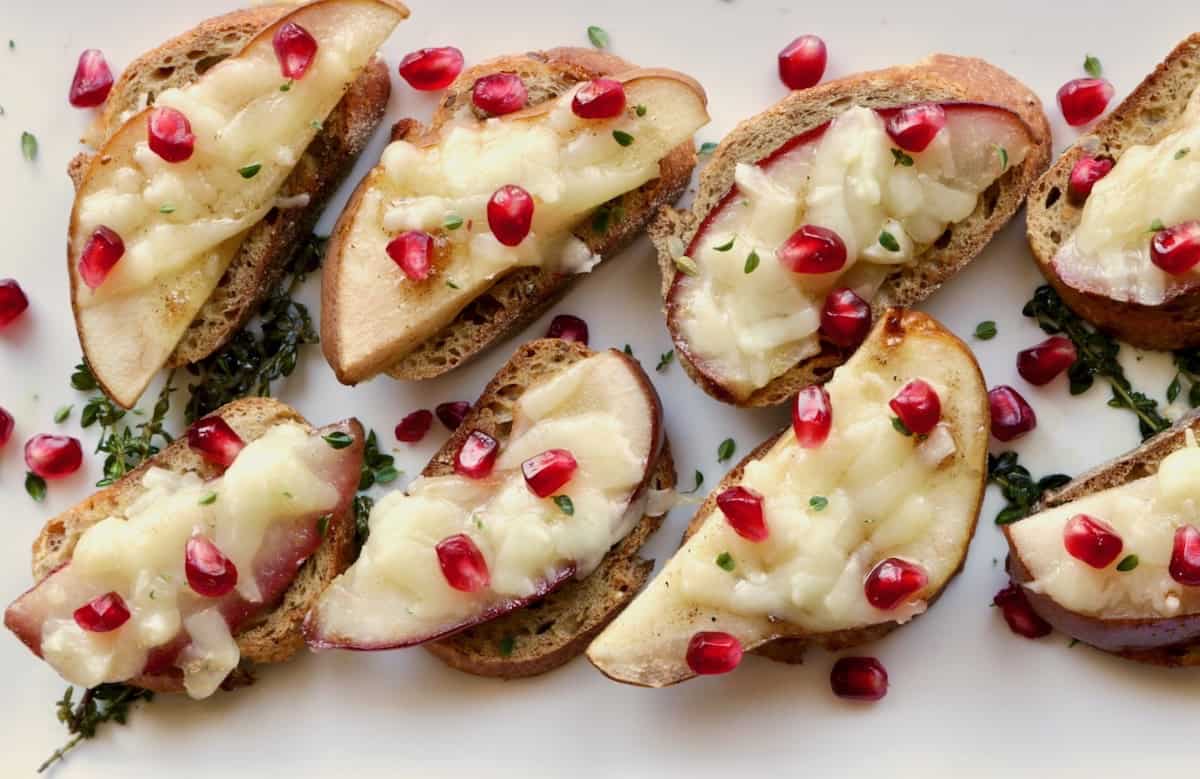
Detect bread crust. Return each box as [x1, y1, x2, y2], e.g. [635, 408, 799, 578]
[654, 54, 1052, 407]
[1026, 34, 1200, 351]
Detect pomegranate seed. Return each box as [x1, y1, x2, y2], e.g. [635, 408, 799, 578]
[716, 486, 768, 542]
[1017, 336, 1077, 386]
[435, 401, 471, 431]
[487, 185, 534, 246]
[1063, 513, 1123, 569]
[546, 314, 589, 344]
[273, 22, 318, 80]
[472, 73, 527, 116]
[522, 449, 578, 498]
[1169, 525, 1200, 586]
[572, 78, 627, 119]
[884, 103, 946, 153]
[386, 230, 434, 281]
[0, 407, 12, 447]
[777, 35, 827, 90]
[777, 224, 847, 274]
[147, 106, 196, 163]
[792, 385, 833, 448]
[889, 379, 941, 436]
[436, 533, 490, 592]
[398, 46, 464, 91]
[78, 226, 125, 290]
[819, 288, 871, 349]
[395, 409, 433, 443]
[73, 592, 130, 633]
[185, 537, 239, 598]
[454, 430, 499, 479]
[830, 656, 888, 701]
[68, 49, 114, 108]
[187, 416, 245, 468]
[0, 279, 29, 327]
[1057, 78, 1114, 127]
[988, 385, 1037, 442]
[1067, 156, 1114, 204]
[993, 583, 1052, 639]
[1150, 221, 1200, 275]
[864, 557, 928, 610]
[24, 435, 83, 479]
[685, 631, 743, 675]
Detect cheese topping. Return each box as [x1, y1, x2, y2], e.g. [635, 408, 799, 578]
[1009, 433, 1200, 619]
[1057, 86, 1200, 305]
[311, 352, 659, 647]
[674, 104, 1029, 400]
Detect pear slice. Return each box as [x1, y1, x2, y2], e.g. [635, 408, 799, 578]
[587, 310, 988, 687]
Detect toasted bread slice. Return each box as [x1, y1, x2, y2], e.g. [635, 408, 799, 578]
[1026, 35, 1200, 351]
[24, 398, 362, 693]
[320, 48, 698, 385]
[653, 54, 1051, 407]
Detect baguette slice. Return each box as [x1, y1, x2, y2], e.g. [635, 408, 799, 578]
[321, 48, 699, 385]
[17, 398, 363, 693]
[1027, 34, 1200, 350]
[68, 0, 405, 408]
[653, 54, 1051, 407]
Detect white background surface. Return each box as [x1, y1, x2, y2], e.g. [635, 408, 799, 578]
[1, 0, 1198, 776]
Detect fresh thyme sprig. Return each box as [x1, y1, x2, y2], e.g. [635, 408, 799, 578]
[39, 684, 154, 773]
[1169, 347, 1200, 408]
[987, 451, 1071, 525]
[74, 364, 176, 488]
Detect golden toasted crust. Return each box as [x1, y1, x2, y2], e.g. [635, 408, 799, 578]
[654, 54, 1052, 407]
[1027, 34, 1200, 351]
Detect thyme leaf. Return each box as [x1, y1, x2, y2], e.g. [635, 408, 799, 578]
[987, 451, 1071, 525]
[39, 684, 154, 773]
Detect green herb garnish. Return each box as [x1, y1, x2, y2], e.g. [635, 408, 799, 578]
[1083, 54, 1102, 78]
[716, 552, 735, 571]
[159, 204, 176, 214]
[443, 214, 464, 230]
[878, 231, 900, 252]
[717, 438, 735, 462]
[54, 405, 72, 424]
[673, 255, 699, 277]
[987, 451, 1072, 525]
[323, 431, 353, 449]
[21, 131, 36, 161]
[553, 495, 575, 515]
[809, 495, 828, 511]
[612, 130, 634, 147]
[713, 236, 736, 252]
[359, 429, 400, 490]
[891, 417, 913, 437]
[995, 145, 1009, 172]
[698, 142, 718, 156]
[656, 350, 674, 372]
[743, 250, 760, 274]
[1116, 554, 1139, 572]
[78, 368, 175, 487]
[238, 163, 262, 179]
[1149, 218, 1165, 233]
[446, 279, 460, 289]
[316, 515, 330, 537]
[198, 492, 217, 506]
[635, 104, 647, 117]
[682, 470, 704, 494]
[974, 321, 998, 340]
[623, 344, 633, 356]
[498, 636, 516, 656]
[891, 148, 913, 167]
[1176, 147, 1191, 160]
[25, 472, 46, 502]
[587, 25, 609, 49]
[353, 495, 374, 547]
[39, 684, 155, 774]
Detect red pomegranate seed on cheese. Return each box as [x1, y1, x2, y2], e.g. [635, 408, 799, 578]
[1063, 513, 1123, 569]
[546, 314, 589, 344]
[24, 434, 83, 479]
[68, 49, 114, 108]
[1017, 336, 1077, 386]
[187, 417, 245, 468]
[777, 225, 847, 274]
[819, 288, 871, 349]
[386, 230, 434, 281]
[273, 22, 318, 80]
[185, 537, 239, 598]
[522, 449, 578, 498]
[988, 385, 1036, 442]
[889, 379, 941, 436]
[487, 185, 534, 246]
[78, 226, 125, 289]
[1067, 156, 1114, 204]
[0, 407, 13, 447]
[830, 656, 888, 701]
[398, 47, 464, 91]
[572, 78, 627, 119]
[993, 583, 1052, 639]
[792, 385, 833, 448]
[716, 486, 768, 542]
[395, 409, 433, 443]
[454, 430, 499, 479]
[884, 103, 946, 153]
[1150, 221, 1200, 275]
[147, 106, 196, 163]
[1057, 78, 1113, 127]
[864, 558, 928, 610]
[1170, 525, 1200, 586]
[73, 592, 130, 633]
[436, 533, 490, 592]
[777, 35, 827, 90]
[685, 631, 743, 675]
[0, 279, 29, 327]
[435, 401, 471, 431]
[472, 73, 527, 116]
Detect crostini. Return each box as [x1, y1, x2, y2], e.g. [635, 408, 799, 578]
[587, 310, 989, 687]
[306, 339, 676, 677]
[321, 49, 708, 385]
[5, 399, 364, 698]
[1004, 412, 1200, 666]
[68, 0, 408, 408]
[654, 55, 1050, 406]
[1028, 34, 1200, 350]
